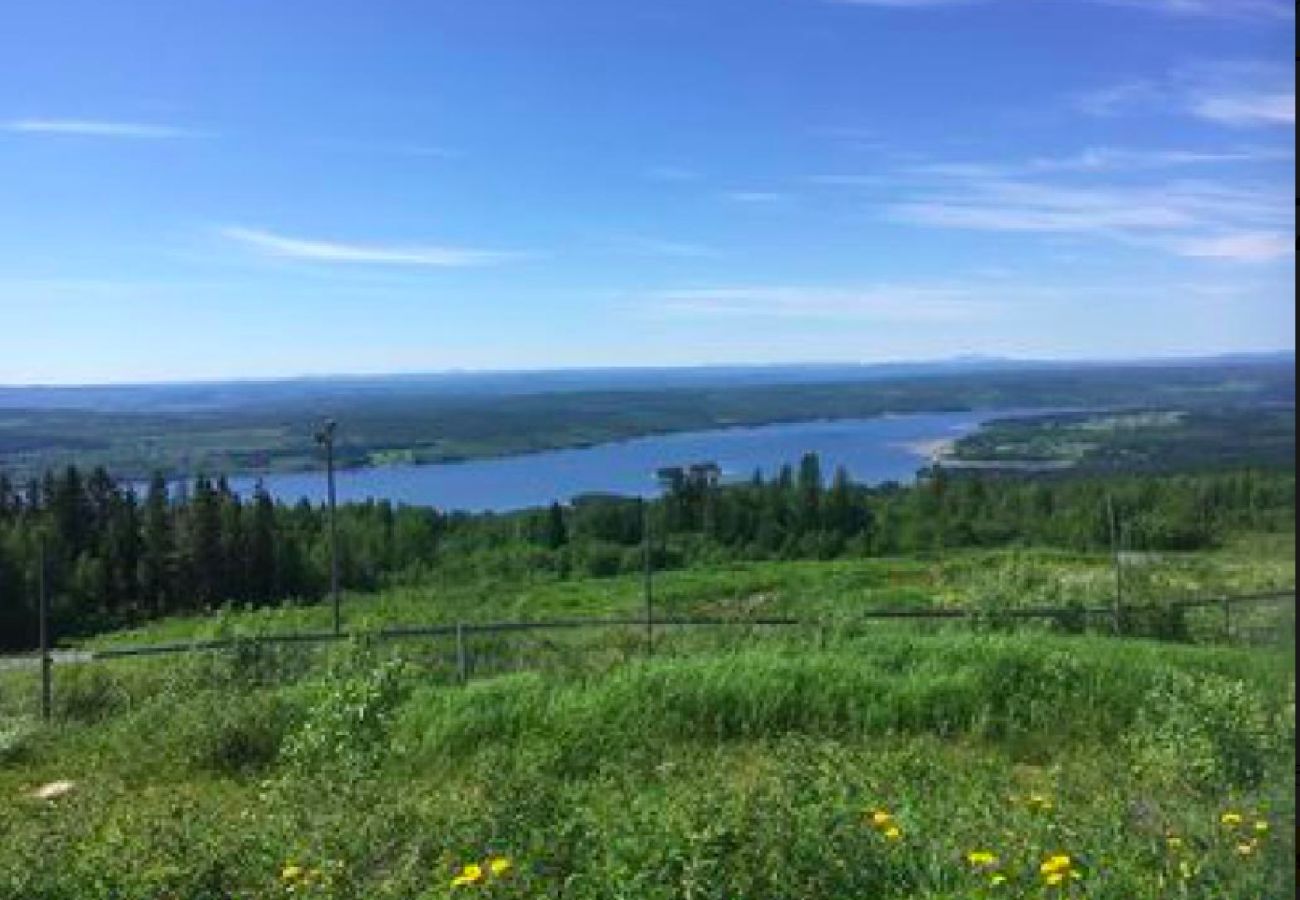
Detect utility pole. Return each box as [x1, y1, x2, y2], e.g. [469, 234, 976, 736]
[315, 419, 341, 637]
[642, 497, 654, 657]
[1107, 493, 1122, 635]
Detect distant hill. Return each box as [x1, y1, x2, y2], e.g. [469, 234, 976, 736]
[0, 351, 1292, 413]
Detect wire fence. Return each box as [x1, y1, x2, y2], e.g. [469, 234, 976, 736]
[1, 590, 1292, 721]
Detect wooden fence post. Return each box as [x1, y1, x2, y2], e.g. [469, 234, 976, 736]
[455, 623, 468, 684]
[38, 536, 51, 722]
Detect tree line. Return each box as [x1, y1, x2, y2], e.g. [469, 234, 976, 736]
[0, 458, 1293, 649]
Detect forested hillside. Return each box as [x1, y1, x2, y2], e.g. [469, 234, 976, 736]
[1, 459, 1292, 649]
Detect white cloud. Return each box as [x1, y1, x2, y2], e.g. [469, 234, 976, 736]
[1168, 231, 1295, 262]
[887, 171, 1293, 262]
[4, 119, 201, 139]
[1100, 0, 1294, 18]
[606, 234, 719, 258]
[1079, 63, 1295, 128]
[722, 191, 789, 204]
[837, 0, 1293, 15]
[220, 226, 521, 267]
[1192, 92, 1295, 127]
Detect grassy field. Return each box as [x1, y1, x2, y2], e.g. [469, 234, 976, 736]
[0, 539, 1293, 898]
[76, 534, 1295, 650]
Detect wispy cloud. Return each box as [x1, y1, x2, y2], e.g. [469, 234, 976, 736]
[887, 171, 1293, 262]
[643, 283, 997, 323]
[605, 234, 719, 258]
[1192, 92, 1295, 127]
[1167, 231, 1295, 262]
[645, 165, 701, 182]
[220, 226, 522, 267]
[1079, 62, 1295, 127]
[722, 191, 790, 204]
[310, 137, 458, 158]
[834, 0, 1293, 16]
[3, 119, 202, 139]
[1099, 0, 1294, 19]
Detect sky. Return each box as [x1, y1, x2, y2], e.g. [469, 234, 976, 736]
[0, 0, 1294, 384]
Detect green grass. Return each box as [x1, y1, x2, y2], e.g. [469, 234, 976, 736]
[0, 628, 1293, 898]
[77, 537, 1294, 652]
[1, 540, 1293, 898]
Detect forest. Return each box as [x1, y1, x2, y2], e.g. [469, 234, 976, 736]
[0, 457, 1293, 649]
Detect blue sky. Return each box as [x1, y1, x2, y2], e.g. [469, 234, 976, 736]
[1, 0, 1294, 384]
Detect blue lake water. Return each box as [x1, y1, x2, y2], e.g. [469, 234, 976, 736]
[229, 410, 1002, 512]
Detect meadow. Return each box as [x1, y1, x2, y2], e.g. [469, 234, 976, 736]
[0, 537, 1293, 898]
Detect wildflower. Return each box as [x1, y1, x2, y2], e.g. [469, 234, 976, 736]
[1026, 793, 1054, 812]
[1039, 855, 1072, 876]
[1235, 841, 1256, 857]
[989, 872, 1008, 886]
[966, 850, 998, 868]
[281, 864, 304, 883]
[1254, 819, 1269, 834]
[1220, 811, 1243, 828]
[1039, 853, 1081, 886]
[868, 809, 894, 827]
[883, 825, 903, 841]
[1165, 835, 1183, 850]
[488, 856, 513, 878]
[451, 863, 485, 887]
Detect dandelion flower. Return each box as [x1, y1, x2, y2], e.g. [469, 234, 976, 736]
[1254, 819, 1269, 834]
[883, 826, 902, 841]
[1235, 841, 1256, 857]
[1220, 812, 1243, 827]
[451, 863, 485, 887]
[869, 809, 894, 827]
[1044, 872, 1067, 886]
[966, 850, 998, 868]
[281, 864, 304, 883]
[989, 872, 1008, 886]
[1039, 855, 1072, 875]
[488, 856, 513, 878]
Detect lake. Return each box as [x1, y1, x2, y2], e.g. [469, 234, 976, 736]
[228, 410, 999, 512]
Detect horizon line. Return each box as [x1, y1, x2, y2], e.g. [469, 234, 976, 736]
[0, 348, 1293, 391]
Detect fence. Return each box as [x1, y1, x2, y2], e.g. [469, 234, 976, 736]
[3, 589, 1292, 720]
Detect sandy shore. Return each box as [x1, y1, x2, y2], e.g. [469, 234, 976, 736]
[902, 437, 957, 463]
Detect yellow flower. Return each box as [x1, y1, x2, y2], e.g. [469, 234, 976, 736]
[1220, 811, 1243, 827]
[1165, 835, 1183, 850]
[1254, 819, 1269, 834]
[966, 850, 998, 868]
[280, 864, 304, 883]
[989, 872, 1008, 886]
[1026, 793, 1054, 812]
[488, 856, 513, 878]
[1044, 872, 1067, 886]
[883, 826, 903, 841]
[451, 863, 485, 887]
[1235, 841, 1256, 857]
[1039, 854, 1072, 875]
[869, 809, 894, 827]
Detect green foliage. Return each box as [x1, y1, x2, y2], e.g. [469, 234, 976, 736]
[0, 628, 1292, 899]
[279, 656, 409, 778]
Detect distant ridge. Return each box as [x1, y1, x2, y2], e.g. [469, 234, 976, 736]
[0, 350, 1293, 413]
